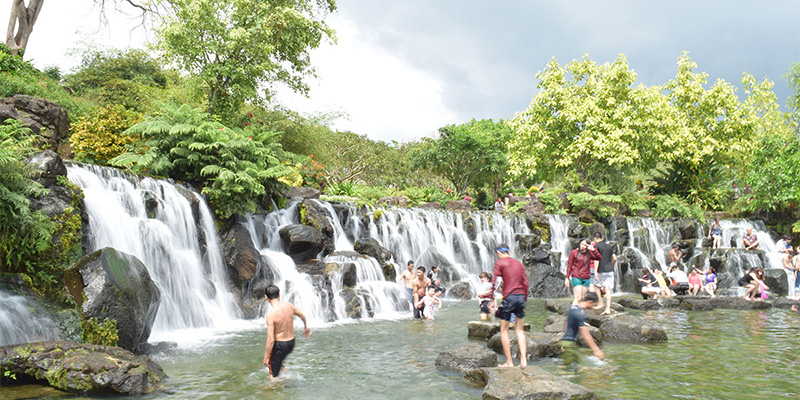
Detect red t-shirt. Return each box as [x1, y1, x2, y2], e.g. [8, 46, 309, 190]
[491, 257, 529, 298]
[566, 248, 601, 279]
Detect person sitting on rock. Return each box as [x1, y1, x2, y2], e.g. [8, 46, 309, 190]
[558, 292, 604, 365]
[667, 264, 690, 296]
[652, 268, 672, 297]
[638, 268, 659, 299]
[738, 268, 768, 301]
[688, 267, 703, 296]
[703, 266, 718, 298]
[778, 235, 794, 271]
[708, 217, 723, 249]
[742, 228, 760, 250]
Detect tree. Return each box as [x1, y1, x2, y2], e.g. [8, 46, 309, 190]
[506, 54, 672, 188]
[5, 0, 44, 57]
[156, 0, 336, 119]
[410, 119, 509, 196]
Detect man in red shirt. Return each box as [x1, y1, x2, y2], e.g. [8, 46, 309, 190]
[491, 243, 529, 368]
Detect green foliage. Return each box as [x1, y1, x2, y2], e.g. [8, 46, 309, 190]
[506, 200, 528, 214]
[538, 190, 566, 214]
[81, 317, 119, 347]
[156, 0, 336, 119]
[649, 194, 706, 220]
[70, 105, 144, 165]
[0, 120, 55, 276]
[3, 370, 17, 380]
[746, 131, 800, 212]
[567, 191, 622, 218]
[793, 220, 800, 234]
[411, 119, 512, 196]
[110, 103, 292, 219]
[0, 44, 94, 118]
[329, 180, 356, 197]
[63, 48, 171, 113]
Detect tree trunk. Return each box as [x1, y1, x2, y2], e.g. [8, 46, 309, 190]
[6, 0, 44, 58]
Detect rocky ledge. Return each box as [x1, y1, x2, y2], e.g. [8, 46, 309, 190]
[467, 320, 531, 340]
[467, 366, 595, 400]
[0, 341, 166, 395]
[617, 295, 784, 311]
[435, 343, 497, 373]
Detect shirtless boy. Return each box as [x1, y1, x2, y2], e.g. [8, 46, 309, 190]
[397, 260, 416, 309]
[263, 285, 311, 381]
[412, 266, 432, 319]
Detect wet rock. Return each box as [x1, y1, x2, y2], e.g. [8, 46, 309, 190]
[544, 299, 574, 315]
[523, 209, 550, 240]
[340, 262, 358, 288]
[286, 186, 321, 199]
[525, 257, 570, 298]
[64, 248, 160, 353]
[589, 313, 668, 343]
[614, 228, 630, 247]
[542, 315, 603, 347]
[296, 260, 326, 275]
[353, 238, 396, 281]
[467, 321, 531, 341]
[515, 233, 542, 252]
[435, 343, 497, 373]
[578, 208, 595, 224]
[466, 366, 595, 400]
[339, 288, 363, 319]
[137, 341, 178, 356]
[219, 221, 262, 288]
[763, 268, 789, 296]
[278, 224, 324, 263]
[418, 201, 441, 210]
[588, 222, 605, 238]
[1, 95, 70, 153]
[678, 219, 698, 239]
[487, 332, 563, 360]
[617, 298, 680, 310]
[678, 298, 715, 311]
[773, 297, 800, 309]
[0, 341, 166, 395]
[446, 199, 472, 211]
[301, 200, 335, 255]
[708, 297, 772, 310]
[448, 282, 473, 300]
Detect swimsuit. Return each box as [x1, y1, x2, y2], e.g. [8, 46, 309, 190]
[269, 339, 295, 377]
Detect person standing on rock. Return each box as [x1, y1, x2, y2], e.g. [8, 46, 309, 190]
[591, 232, 617, 315]
[566, 239, 601, 306]
[397, 260, 416, 310]
[559, 292, 604, 365]
[491, 244, 529, 368]
[412, 266, 432, 319]
[263, 284, 311, 381]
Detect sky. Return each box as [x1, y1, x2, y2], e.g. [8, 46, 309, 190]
[4, 1, 799, 143]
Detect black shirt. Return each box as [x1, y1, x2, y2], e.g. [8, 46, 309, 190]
[595, 241, 616, 273]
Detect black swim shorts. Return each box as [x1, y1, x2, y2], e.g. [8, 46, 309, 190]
[269, 339, 295, 377]
[495, 294, 526, 321]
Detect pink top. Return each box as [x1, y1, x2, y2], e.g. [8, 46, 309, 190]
[688, 272, 702, 286]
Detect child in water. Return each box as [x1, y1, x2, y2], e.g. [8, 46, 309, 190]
[416, 286, 442, 320]
[477, 272, 496, 320]
[559, 292, 605, 365]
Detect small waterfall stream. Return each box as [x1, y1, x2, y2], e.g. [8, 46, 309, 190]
[0, 289, 62, 346]
[67, 164, 241, 342]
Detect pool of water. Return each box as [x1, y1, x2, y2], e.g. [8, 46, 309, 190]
[4, 298, 800, 399]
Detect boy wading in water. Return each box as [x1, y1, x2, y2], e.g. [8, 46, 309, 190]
[263, 285, 311, 381]
[559, 292, 604, 365]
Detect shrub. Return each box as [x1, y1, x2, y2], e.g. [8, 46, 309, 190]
[538, 190, 566, 214]
[649, 194, 705, 220]
[70, 105, 143, 164]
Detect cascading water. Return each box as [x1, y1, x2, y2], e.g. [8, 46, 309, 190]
[0, 289, 62, 346]
[67, 164, 240, 341]
[546, 214, 574, 273]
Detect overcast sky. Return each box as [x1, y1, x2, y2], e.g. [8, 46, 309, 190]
[5, 1, 799, 142]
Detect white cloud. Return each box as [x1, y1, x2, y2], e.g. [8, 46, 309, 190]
[273, 15, 458, 142]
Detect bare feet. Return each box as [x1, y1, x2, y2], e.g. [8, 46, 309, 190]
[519, 361, 527, 368]
[498, 362, 514, 368]
[600, 310, 612, 316]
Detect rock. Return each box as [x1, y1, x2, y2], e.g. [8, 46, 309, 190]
[0, 341, 165, 395]
[588, 222, 605, 238]
[708, 297, 772, 310]
[301, 200, 335, 255]
[466, 366, 595, 400]
[487, 332, 563, 360]
[678, 220, 698, 239]
[468, 321, 531, 341]
[448, 282, 473, 300]
[64, 248, 161, 353]
[614, 228, 630, 247]
[678, 298, 715, 311]
[339, 288, 363, 319]
[544, 299, 574, 315]
[578, 208, 595, 224]
[1, 95, 70, 153]
[278, 224, 325, 263]
[763, 268, 789, 297]
[445, 199, 472, 211]
[27, 150, 67, 187]
[522, 198, 547, 215]
[515, 233, 542, 251]
[286, 186, 321, 199]
[525, 259, 570, 298]
[435, 343, 497, 373]
[219, 222, 261, 288]
[523, 209, 551, 239]
[418, 201, 441, 210]
[617, 298, 680, 310]
[353, 238, 396, 281]
[636, 209, 652, 218]
[376, 196, 409, 207]
[340, 262, 358, 288]
[137, 341, 178, 356]
[773, 297, 800, 309]
[296, 260, 326, 275]
[590, 313, 667, 343]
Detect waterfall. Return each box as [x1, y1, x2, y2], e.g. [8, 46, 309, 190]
[546, 214, 574, 273]
[67, 164, 240, 341]
[0, 290, 62, 346]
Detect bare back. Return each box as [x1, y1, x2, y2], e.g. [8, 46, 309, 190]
[266, 301, 299, 341]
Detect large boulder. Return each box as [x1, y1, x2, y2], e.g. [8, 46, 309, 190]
[278, 224, 325, 263]
[0, 341, 165, 395]
[446, 199, 472, 211]
[763, 268, 789, 297]
[542, 315, 602, 347]
[708, 297, 773, 310]
[678, 220, 698, 240]
[353, 238, 396, 281]
[301, 200, 335, 255]
[773, 297, 800, 309]
[64, 248, 161, 353]
[617, 298, 679, 310]
[435, 343, 497, 373]
[467, 321, 531, 341]
[376, 196, 409, 207]
[525, 253, 570, 298]
[0, 95, 70, 153]
[219, 222, 261, 288]
[466, 366, 595, 400]
[487, 332, 563, 360]
[588, 313, 667, 343]
[448, 282, 473, 300]
[339, 288, 364, 319]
